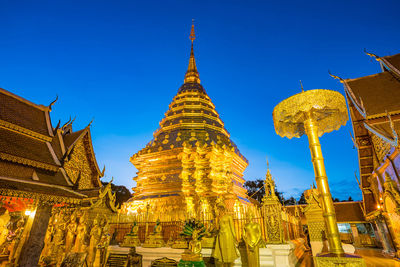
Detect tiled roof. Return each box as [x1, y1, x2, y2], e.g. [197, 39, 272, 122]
[334, 201, 365, 222]
[0, 88, 103, 201]
[345, 71, 400, 118]
[0, 128, 57, 167]
[382, 53, 400, 76]
[0, 161, 69, 187]
[63, 128, 86, 150]
[0, 89, 50, 136]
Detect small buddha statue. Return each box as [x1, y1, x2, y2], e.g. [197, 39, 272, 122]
[122, 221, 141, 247]
[143, 219, 164, 247]
[243, 210, 262, 267]
[201, 221, 216, 248]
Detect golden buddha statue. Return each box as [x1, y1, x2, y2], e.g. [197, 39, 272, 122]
[201, 221, 216, 248]
[0, 209, 10, 248]
[212, 201, 239, 267]
[122, 221, 141, 247]
[73, 212, 88, 253]
[8, 218, 25, 261]
[52, 212, 68, 264]
[41, 215, 55, 259]
[143, 219, 164, 247]
[65, 212, 78, 254]
[88, 216, 102, 267]
[243, 210, 262, 267]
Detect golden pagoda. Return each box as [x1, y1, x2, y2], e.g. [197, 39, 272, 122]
[129, 24, 249, 220]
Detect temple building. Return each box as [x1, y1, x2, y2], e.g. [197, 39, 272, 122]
[128, 25, 249, 220]
[333, 52, 400, 256]
[0, 88, 117, 266]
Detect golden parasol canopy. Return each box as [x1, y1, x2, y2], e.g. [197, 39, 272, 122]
[272, 89, 348, 139]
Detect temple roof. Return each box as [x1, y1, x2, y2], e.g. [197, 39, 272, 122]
[344, 71, 400, 119]
[0, 87, 104, 202]
[0, 89, 51, 137]
[338, 52, 400, 215]
[381, 53, 400, 76]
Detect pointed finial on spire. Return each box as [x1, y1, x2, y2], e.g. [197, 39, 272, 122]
[184, 20, 200, 84]
[300, 80, 304, 92]
[189, 19, 196, 43]
[266, 156, 269, 170]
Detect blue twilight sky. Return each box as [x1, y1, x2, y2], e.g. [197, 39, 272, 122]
[1, 0, 399, 201]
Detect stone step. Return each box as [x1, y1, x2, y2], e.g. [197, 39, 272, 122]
[106, 253, 128, 267]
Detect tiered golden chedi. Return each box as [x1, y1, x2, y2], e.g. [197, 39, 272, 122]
[129, 25, 248, 220]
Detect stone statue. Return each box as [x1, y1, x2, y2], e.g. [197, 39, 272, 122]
[243, 210, 262, 267]
[65, 212, 78, 254]
[212, 200, 239, 267]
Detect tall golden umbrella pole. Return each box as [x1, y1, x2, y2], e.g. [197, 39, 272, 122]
[273, 89, 347, 256]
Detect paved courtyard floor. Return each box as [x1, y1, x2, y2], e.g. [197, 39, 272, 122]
[298, 248, 400, 267]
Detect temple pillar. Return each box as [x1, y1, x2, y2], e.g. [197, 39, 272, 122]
[350, 223, 360, 246]
[375, 217, 395, 255]
[19, 204, 52, 267]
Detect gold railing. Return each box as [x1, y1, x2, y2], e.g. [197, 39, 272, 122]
[110, 216, 301, 244]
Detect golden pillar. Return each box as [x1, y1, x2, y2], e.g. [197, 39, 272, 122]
[273, 89, 365, 266]
[303, 111, 343, 255]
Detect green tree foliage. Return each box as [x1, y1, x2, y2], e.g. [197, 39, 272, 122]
[298, 192, 307, 204]
[244, 179, 265, 202]
[101, 181, 132, 207]
[244, 179, 284, 203]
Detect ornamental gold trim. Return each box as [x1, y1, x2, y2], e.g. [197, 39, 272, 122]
[161, 112, 224, 126]
[172, 96, 215, 108]
[170, 104, 219, 116]
[0, 119, 52, 142]
[154, 123, 229, 137]
[0, 152, 58, 171]
[0, 188, 82, 204]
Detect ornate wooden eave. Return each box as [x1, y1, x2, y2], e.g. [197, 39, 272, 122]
[0, 176, 88, 204]
[0, 152, 59, 172]
[0, 119, 53, 142]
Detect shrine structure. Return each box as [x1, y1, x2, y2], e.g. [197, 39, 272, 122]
[333, 52, 400, 257]
[0, 88, 117, 266]
[127, 24, 249, 221]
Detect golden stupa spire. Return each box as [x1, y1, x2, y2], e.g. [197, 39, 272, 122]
[184, 20, 201, 84]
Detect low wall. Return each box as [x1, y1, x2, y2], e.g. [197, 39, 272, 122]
[108, 241, 305, 267]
